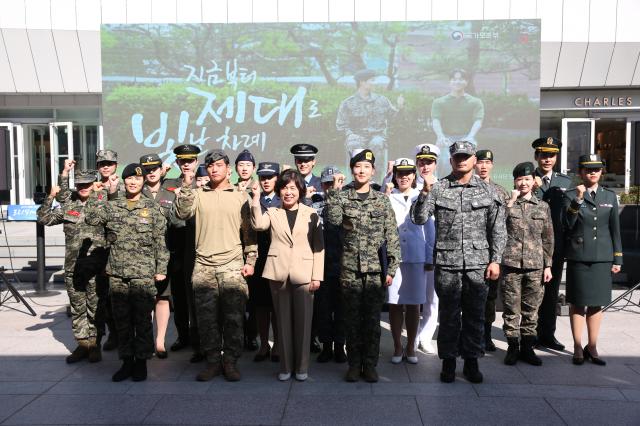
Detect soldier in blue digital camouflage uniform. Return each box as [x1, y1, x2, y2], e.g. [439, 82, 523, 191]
[325, 149, 400, 383]
[411, 141, 506, 384]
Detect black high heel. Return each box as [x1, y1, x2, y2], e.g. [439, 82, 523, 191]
[583, 345, 606, 366]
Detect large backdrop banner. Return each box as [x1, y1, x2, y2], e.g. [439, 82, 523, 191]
[101, 20, 540, 185]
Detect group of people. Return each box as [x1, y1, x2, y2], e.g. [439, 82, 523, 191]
[37, 134, 622, 384]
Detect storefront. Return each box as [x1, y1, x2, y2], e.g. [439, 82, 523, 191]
[0, 95, 101, 205]
[540, 89, 640, 192]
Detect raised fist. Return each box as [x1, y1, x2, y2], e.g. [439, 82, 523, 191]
[333, 173, 345, 190]
[422, 174, 436, 192]
[306, 186, 316, 199]
[108, 174, 119, 194]
[533, 176, 542, 190]
[49, 185, 60, 198]
[385, 182, 394, 195]
[575, 184, 586, 200]
[510, 189, 520, 200]
[92, 181, 104, 192]
[183, 171, 195, 186]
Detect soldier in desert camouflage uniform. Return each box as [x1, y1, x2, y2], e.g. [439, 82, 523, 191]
[474, 149, 509, 352]
[37, 163, 110, 364]
[174, 150, 257, 382]
[411, 141, 506, 384]
[501, 162, 554, 367]
[325, 149, 400, 383]
[85, 163, 168, 382]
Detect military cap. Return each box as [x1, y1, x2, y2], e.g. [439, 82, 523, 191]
[235, 149, 255, 165]
[320, 166, 341, 183]
[393, 158, 416, 172]
[532, 137, 562, 153]
[257, 162, 280, 177]
[578, 153, 605, 169]
[139, 153, 162, 170]
[204, 149, 229, 165]
[476, 149, 494, 162]
[121, 163, 145, 179]
[74, 169, 97, 184]
[512, 161, 536, 178]
[354, 69, 377, 82]
[415, 143, 439, 161]
[449, 140, 476, 156]
[196, 164, 208, 177]
[173, 144, 201, 160]
[96, 149, 118, 163]
[350, 148, 375, 168]
[290, 143, 318, 159]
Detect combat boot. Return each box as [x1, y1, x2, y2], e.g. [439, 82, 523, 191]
[132, 358, 148, 381]
[504, 337, 520, 366]
[112, 357, 134, 382]
[440, 358, 456, 383]
[317, 343, 333, 363]
[102, 332, 118, 351]
[223, 361, 241, 382]
[484, 323, 496, 352]
[361, 365, 379, 383]
[334, 345, 347, 364]
[519, 336, 542, 366]
[345, 365, 360, 382]
[66, 340, 90, 364]
[196, 362, 222, 382]
[462, 358, 483, 383]
[88, 337, 102, 363]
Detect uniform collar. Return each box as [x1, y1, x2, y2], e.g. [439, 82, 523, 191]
[445, 173, 481, 187]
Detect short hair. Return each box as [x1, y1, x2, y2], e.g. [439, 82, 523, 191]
[449, 68, 468, 80]
[275, 169, 306, 199]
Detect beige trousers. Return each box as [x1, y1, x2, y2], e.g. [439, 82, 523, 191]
[270, 280, 314, 375]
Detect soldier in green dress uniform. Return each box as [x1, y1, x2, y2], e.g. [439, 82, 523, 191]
[563, 154, 622, 366]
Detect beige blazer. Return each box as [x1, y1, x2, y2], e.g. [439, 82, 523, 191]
[251, 203, 324, 285]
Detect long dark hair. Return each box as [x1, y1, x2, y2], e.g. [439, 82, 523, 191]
[275, 169, 306, 201]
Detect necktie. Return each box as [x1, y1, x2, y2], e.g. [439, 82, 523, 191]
[590, 190, 596, 201]
[265, 197, 272, 205]
[542, 176, 550, 190]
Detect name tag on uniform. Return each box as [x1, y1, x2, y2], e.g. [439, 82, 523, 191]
[139, 218, 150, 224]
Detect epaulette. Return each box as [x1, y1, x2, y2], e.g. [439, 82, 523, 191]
[602, 186, 616, 194]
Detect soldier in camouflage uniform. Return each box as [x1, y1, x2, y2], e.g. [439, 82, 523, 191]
[474, 149, 509, 352]
[336, 69, 404, 174]
[37, 164, 110, 364]
[411, 141, 506, 384]
[532, 137, 572, 351]
[325, 149, 400, 383]
[314, 166, 347, 363]
[174, 150, 257, 382]
[501, 162, 554, 366]
[85, 163, 168, 382]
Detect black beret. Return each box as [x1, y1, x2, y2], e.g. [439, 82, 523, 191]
[476, 149, 494, 161]
[196, 164, 208, 177]
[512, 162, 536, 178]
[235, 149, 255, 165]
[350, 148, 375, 168]
[122, 163, 146, 179]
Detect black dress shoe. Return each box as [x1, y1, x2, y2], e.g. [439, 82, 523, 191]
[583, 346, 606, 366]
[537, 336, 565, 351]
[170, 338, 190, 352]
[572, 356, 584, 365]
[334, 345, 347, 364]
[190, 352, 205, 363]
[156, 350, 168, 359]
[253, 348, 271, 362]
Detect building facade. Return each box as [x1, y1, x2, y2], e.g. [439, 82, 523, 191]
[0, 0, 639, 204]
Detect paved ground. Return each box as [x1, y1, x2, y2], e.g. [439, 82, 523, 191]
[1, 279, 640, 426]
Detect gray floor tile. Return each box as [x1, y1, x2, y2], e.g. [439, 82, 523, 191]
[290, 381, 372, 395]
[548, 398, 640, 426]
[0, 360, 78, 381]
[127, 381, 210, 395]
[372, 382, 476, 396]
[206, 380, 291, 395]
[0, 395, 37, 423]
[0, 382, 56, 395]
[620, 388, 640, 401]
[517, 362, 640, 386]
[47, 381, 133, 394]
[283, 395, 422, 425]
[2, 394, 161, 425]
[415, 395, 564, 425]
[476, 383, 626, 401]
[143, 394, 287, 425]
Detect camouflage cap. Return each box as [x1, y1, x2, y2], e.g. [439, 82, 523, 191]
[578, 153, 605, 169]
[121, 163, 146, 179]
[354, 69, 377, 82]
[320, 166, 341, 183]
[476, 149, 494, 162]
[74, 169, 97, 185]
[96, 149, 118, 163]
[512, 161, 536, 178]
[449, 140, 476, 156]
[204, 149, 229, 165]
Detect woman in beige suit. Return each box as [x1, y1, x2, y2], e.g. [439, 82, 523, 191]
[251, 169, 324, 381]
